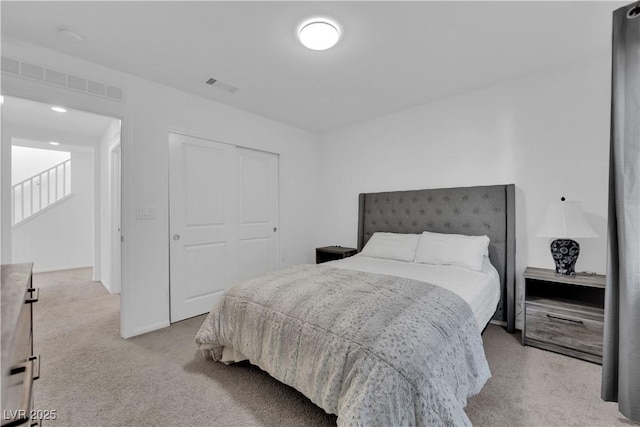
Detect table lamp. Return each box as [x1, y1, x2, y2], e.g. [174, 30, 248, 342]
[536, 197, 597, 276]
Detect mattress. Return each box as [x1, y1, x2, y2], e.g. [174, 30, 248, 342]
[325, 254, 501, 330]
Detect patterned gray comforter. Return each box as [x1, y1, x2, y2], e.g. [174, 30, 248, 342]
[196, 264, 490, 426]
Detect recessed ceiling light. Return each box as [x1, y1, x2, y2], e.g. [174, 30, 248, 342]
[49, 141, 60, 146]
[58, 28, 84, 44]
[299, 19, 340, 51]
[51, 106, 67, 113]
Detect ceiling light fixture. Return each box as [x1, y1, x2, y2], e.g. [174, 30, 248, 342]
[51, 106, 67, 113]
[49, 141, 60, 146]
[298, 19, 340, 50]
[57, 28, 84, 44]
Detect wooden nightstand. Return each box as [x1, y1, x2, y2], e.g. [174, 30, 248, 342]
[522, 267, 605, 364]
[316, 246, 357, 264]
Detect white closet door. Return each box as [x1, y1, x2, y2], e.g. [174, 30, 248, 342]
[237, 147, 279, 280]
[169, 133, 238, 322]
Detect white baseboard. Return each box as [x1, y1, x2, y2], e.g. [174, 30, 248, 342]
[123, 320, 170, 339]
[99, 279, 120, 294]
[32, 264, 93, 274]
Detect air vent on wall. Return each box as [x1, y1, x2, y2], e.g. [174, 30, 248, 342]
[1, 56, 124, 102]
[204, 76, 239, 94]
[45, 69, 66, 86]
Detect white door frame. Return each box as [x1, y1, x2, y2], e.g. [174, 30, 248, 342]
[110, 138, 122, 293]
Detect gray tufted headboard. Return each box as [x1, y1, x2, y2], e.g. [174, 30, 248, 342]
[357, 184, 515, 333]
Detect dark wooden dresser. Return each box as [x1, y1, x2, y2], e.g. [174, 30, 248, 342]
[1, 264, 40, 427]
[522, 267, 605, 364]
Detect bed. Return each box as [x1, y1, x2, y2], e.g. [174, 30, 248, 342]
[196, 184, 516, 426]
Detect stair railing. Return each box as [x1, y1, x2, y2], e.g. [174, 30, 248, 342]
[12, 158, 72, 225]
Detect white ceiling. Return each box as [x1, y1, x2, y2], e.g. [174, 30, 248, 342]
[1, 1, 624, 133]
[2, 95, 119, 145]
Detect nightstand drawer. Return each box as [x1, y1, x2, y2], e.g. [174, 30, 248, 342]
[316, 246, 357, 264]
[525, 304, 603, 358]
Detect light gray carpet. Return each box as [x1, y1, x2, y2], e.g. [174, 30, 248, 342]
[32, 268, 636, 427]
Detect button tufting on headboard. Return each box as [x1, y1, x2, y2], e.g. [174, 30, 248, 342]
[357, 184, 516, 333]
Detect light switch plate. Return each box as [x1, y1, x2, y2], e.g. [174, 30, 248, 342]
[136, 206, 156, 219]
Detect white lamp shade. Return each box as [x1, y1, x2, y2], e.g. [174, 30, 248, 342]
[536, 200, 597, 238]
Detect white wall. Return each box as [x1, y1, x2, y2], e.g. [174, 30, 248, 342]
[4, 125, 110, 282]
[11, 146, 70, 184]
[12, 149, 94, 272]
[1, 129, 12, 263]
[1, 39, 322, 338]
[3, 39, 609, 335]
[319, 56, 611, 327]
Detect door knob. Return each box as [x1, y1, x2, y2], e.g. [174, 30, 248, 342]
[273, 227, 278, 232]
[173, 234, 180, 241]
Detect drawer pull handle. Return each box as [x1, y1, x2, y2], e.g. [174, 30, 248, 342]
[5, 360, 35, 426]
[26, 287, 39, 304]
[29, 355, 41, 381]
[546, 313, 584, 325]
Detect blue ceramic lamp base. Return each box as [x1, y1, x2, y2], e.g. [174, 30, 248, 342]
[550, 239, 580, 276]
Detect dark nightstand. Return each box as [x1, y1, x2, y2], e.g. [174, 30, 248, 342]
[316, 246, 357, 264]
[522, 267, 605, 364]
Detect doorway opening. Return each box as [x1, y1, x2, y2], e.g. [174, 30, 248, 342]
[3, 95, 122, 296]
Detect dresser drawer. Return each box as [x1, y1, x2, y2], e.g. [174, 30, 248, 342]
[10, 302, 33, 367]
[525, 304, 603, 357]
[2, 264, 39, 427]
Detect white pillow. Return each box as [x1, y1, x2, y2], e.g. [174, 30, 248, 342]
[360, 232, 420, 262]
[414, 231, 490, 271]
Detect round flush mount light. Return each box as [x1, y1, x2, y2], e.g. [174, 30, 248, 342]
[58, 28, 84, 44]
[51, 106, 67, 113]
[49, 141, 60, 146]
[298, 19, 340, 50]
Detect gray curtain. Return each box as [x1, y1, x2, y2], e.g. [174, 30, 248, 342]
[601, 2, 640, 422]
